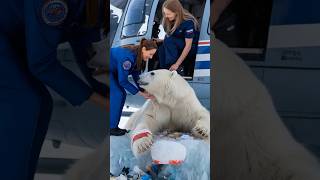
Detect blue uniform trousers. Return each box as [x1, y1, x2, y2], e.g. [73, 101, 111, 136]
[110, 73, 127, 129]
[0, 35, 53, 180]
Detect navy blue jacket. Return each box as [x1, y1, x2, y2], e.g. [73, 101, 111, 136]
[0, 0, 105, 106]
[110, 47, 141, 95]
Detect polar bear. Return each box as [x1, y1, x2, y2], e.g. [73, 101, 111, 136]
[126, 69, 210, 156]
[65, 39, 320, 180]
[213, 39, 320, 180]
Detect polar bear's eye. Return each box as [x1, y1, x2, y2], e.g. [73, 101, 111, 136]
[150, 72, 155, 76]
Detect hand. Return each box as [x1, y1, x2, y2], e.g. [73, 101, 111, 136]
[89, 92, 109, 111]
[139, 91, 155, 100]
[169, 63, 180, 71]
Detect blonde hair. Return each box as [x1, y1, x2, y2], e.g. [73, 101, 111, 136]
[162, 0, 199, 35]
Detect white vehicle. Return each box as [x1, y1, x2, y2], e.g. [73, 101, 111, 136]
[112, 0, 211, 112]
[215, 0, 320, 157]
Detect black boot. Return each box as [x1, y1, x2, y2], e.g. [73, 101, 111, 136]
[110, 127, 128, 136]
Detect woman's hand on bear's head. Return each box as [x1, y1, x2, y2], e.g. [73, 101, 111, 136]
[169, 63, 180, 71]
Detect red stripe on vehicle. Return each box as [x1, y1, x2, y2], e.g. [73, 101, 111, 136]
[198, 41, 210, 45]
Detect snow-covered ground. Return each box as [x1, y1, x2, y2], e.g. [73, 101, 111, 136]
[110, 132, 210, 179]
[113, 105, 210, 179]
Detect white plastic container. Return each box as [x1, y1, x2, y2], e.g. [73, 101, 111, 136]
[151, 140, 186, 165]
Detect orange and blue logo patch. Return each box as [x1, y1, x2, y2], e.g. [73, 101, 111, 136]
[42, 0, 68, 26]
[122, 60, 132, 70]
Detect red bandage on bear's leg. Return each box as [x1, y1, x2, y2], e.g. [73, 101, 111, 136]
[131, 129, 152, 143]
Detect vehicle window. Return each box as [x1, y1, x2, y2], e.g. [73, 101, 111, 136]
[110, 4, 124, 44]
[214, 0, 273, 61]
[208, 20, 211, 35]
[121, 0, 153, 38]
[157, 24, 166, 39]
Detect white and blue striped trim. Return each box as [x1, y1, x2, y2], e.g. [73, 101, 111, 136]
[194, 69, 210, 77]
[194, 40, 210, 77]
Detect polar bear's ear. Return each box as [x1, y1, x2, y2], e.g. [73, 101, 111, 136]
[171, 71, 178, 78]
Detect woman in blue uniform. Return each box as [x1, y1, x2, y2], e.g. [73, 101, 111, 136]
[110, 39, 157, 136]
[158, 0, 199, 75]
[0, 0, 107, 179]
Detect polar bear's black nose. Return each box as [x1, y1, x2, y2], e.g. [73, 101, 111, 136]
[150, 72, 155, 76]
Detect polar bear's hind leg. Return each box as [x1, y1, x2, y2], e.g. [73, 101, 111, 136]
[191, 118, 210, 139]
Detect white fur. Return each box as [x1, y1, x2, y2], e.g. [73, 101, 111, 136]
[127, 69, 210, 156]
[63, 40, 320, 180]
[63, 70, 210, 179]
[213, 39, 320, 180]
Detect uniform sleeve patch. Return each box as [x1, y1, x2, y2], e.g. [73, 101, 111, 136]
[123, 60, 132, 70]
[186, 29, 194, 34]
[42, 0, 68, 26]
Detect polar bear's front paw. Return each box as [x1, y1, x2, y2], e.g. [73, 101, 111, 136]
[134, 136, 153, 154]
[131, 130, 153, 155]
[192, 122, 209, 139]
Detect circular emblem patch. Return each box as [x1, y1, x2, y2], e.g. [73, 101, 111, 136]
[42, 0, 68, 26]
[123, 61, 132, 70]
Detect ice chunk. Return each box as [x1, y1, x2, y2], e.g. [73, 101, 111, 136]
[110, 135, 152, 176]
[110, 135, 137, 176]
[159, 139, 210, 179]
[110, 134, 210, 179]
[151, 140, 187, 164]
[115, 174, 127, 180]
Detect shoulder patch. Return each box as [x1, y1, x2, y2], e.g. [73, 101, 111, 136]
[42, 0, 68, 26]
[186, 29, 194, 34]
[123, 60, 132, 70]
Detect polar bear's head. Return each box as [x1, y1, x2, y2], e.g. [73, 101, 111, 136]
[138, 69, 193, 105]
